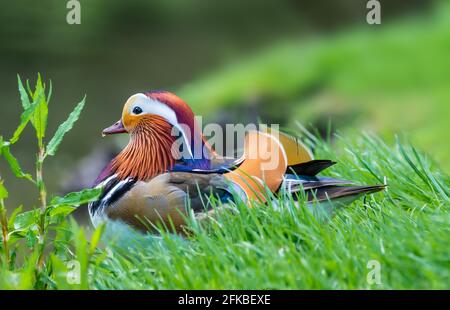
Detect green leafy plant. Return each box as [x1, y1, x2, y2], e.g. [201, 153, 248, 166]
[0, 74, 102, 289]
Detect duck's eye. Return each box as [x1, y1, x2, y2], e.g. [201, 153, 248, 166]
[132, 106, 143, 115]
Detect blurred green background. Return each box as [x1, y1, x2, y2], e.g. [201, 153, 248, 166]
[0, 0, 448, 211]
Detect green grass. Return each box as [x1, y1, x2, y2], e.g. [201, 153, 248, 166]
[82, 132, 449, 290]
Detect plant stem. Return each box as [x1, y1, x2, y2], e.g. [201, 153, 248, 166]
[37, 148, 47, 211]
[0, 197, 9, 267]
[36, 147, 47, 268]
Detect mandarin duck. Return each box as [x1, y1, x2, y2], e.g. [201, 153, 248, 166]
[88, 91, 385, 233]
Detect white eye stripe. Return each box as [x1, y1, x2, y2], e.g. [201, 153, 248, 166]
[128, 93, 178, 125]
[126, 93, 194, 158]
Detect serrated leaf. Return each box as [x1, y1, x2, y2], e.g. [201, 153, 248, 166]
[46, 96, 86, 157]
[14, 209, 39, 231]
[49, 205, 76, 218]
[30, 74, 48, 141]
[10, 94, 42, 144]
[1, 146, 33, 181]
[17, 75, 31, 110]
[50, 188, 102, 208]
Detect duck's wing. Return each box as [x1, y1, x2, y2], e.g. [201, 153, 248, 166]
[106, 172, 235, 233]
[171, 156, 245, 174]
[170, 130, 302, 202]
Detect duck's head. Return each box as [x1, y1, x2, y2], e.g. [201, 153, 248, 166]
[107, 91, 207, 154]
[104, 91, 195, 136]
[101, 91, 210, 181]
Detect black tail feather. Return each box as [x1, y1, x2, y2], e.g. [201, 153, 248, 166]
[283, 176, 353, 192]
[284, 160, 385, 206]
[288, 160, 336, 176]
[305, 185, 386, 202]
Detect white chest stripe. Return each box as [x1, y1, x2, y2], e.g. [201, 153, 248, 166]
[128, 94, 178, 126]
[89, 176, 135, 227]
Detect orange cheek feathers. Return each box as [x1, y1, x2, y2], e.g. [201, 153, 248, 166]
[121, 101, 140, 132]
[122, 114, 141, 132]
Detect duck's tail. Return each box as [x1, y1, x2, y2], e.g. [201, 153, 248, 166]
[280, 160, 386, 216]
